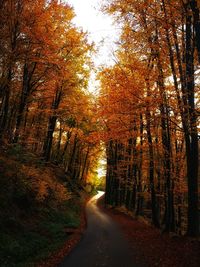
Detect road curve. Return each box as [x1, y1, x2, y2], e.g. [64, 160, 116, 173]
[59, 191, 141, 267]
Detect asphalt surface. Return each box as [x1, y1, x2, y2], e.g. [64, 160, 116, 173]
[59, 191, 141, 267]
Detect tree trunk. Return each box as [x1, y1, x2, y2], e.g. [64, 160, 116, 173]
[145, 81, 160, 228]
[13, 62, 37, 143]
[190, 0, 200, 62]
[185, 3, 199, 236]
[80, 145, 90, 181]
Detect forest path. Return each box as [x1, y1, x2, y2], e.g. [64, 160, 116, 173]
[59, 191, 141, 267]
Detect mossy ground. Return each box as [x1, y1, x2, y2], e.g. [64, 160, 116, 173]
[0, 144, 84, 267]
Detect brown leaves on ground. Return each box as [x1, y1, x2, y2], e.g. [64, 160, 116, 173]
[98, 197, 200, 267]
[37, 231, 82, 267]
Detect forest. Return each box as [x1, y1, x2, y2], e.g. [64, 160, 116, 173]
[99, 0, 200, 238]
[0, 0, 199, 266]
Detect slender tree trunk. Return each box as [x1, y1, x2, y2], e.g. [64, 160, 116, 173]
[190, 0, 200, 62]
[153, 13, 175, 232]
[0, 83, 10, 138]
[62, 130, 72, 158]
[145, 79, 160, 228]
[80, 145, 90, 181]
[185, 3, 199, 236]
[13, 62, 37, 143]
[66, 134, 78, 176]
[136, 114, 144, 215]
[43, 116, 57, 161]
[105, 140, 116, 206]
[43, 87, 62, 161]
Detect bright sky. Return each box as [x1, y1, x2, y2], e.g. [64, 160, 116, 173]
[66, 0, 119, 67]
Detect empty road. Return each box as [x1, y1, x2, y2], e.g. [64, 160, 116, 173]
[59, 191, 141, 267]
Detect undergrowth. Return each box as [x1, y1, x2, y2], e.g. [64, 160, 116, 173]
[0, 144, 83, 267]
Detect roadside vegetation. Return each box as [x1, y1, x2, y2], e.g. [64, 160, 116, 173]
[0, 143, 87, 267]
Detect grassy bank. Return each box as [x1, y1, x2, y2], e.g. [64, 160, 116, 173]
[0, 144, 85, 267]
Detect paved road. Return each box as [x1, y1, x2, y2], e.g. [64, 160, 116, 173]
[59, 191, 141, 267]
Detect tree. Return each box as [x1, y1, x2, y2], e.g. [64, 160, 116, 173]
[99, 0, 199, 236]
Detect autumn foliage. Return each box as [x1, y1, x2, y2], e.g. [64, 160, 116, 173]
[0, 0, 100, 185]
[99, 0, 199, 236]
[0, 1, 199, 254]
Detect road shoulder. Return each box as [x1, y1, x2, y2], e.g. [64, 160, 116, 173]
[97, 196, 200, 267]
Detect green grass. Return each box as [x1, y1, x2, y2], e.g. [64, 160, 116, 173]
[0, 144, 84, 267]
[0, 200, 81, 267]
